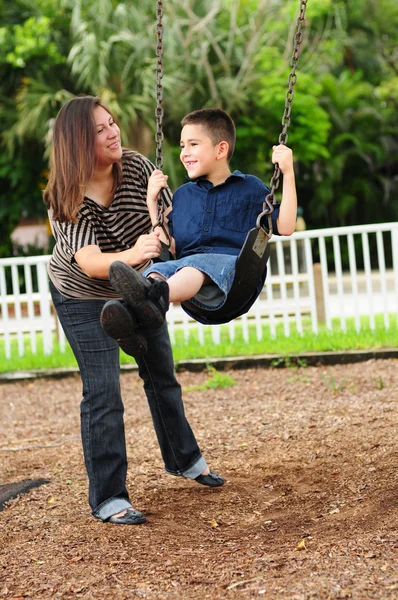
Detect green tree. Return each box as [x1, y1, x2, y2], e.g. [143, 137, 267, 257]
[0, 0, 74, 256]
[1, 0, 397, 258]
[307, 0, 398, 227]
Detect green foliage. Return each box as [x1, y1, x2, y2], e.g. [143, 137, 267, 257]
[0, 143, 46, 257]
[0, 0, 74, 256]
[373, 375, 384, 390]
[235, 71, 331, 179]
[183, 366, 236, 392]
[301, 69, 391, 227]
[321, 372, 348, 393]
[1, 314, 398, 373]
[0, 16, 64, 68]
[0, 0, 397, 256]
[270, 357, 308, 369]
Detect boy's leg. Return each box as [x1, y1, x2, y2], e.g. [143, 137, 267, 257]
[109, 261, 210, 329]
[148, 267, 209, 303]
[109, 261, 169, 328]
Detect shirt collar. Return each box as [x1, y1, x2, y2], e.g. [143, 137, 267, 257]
[186, 170, 246, 188]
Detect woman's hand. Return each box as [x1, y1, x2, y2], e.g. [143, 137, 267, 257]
[147, 169, 169, 207]
[126, 231, 162, 264]
[74, 233, 163, 279]
[272, 145, 294, 176]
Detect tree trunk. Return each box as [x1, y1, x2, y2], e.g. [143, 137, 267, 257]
[126, 120, 154, 157]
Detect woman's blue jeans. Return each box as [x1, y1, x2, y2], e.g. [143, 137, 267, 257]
[50, 281, 207, 520]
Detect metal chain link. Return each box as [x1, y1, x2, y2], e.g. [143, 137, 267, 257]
[259, 0, 308, 234]
[153, 0, 169, 240]
[153, 0, 307, 239]
[155, 0, 164, 171]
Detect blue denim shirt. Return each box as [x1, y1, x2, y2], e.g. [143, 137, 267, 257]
[168, 171, 280, 259]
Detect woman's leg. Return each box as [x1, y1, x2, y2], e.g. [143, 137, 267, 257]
[50, 282, 133, 521]
[149, 267, 210, 303]
[134, 321, 210, 479]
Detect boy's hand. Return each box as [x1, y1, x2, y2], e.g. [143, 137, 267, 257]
[147, 169, 169, 205]
[272, 145, 294, 176]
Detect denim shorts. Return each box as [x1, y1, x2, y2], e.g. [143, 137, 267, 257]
[144, 253, 237, 310]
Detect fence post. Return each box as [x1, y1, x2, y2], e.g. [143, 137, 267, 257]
[37, 262, 53, 354]
[313, 262, 326, 323]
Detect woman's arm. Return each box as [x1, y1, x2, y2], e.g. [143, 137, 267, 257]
[74, 232, 162, 279]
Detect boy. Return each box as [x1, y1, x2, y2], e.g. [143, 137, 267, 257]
[105, 108, 297, 331]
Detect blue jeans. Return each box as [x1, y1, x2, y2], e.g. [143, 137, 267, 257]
[145, 253, 237, 310]
[50, 281, 207, 520]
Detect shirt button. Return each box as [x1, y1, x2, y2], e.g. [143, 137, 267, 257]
[204, 227, 209, 232]
[207, 208, 212, 213]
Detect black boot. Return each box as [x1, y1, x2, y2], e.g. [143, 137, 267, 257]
[100, 299, 148, 357]
[109, 261, 169, 328]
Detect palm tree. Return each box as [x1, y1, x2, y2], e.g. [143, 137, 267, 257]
[12, 1, 293, 163]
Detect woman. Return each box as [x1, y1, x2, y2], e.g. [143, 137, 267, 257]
[44, 96, 224, 526]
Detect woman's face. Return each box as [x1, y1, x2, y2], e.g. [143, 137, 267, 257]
[93, 105, 122, 167]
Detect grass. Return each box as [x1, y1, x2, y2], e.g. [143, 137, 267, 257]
[182, 366, 236, 392]
[1, 314, 397, 373]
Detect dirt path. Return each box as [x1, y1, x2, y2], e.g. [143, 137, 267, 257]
[0, 360, 397, 599]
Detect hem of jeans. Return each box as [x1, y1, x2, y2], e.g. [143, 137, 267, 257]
[92, 497, 133, 521]
[165, 455, 208, 480]
[145, 260, 235, 311]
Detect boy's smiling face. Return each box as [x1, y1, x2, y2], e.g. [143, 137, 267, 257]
[179, 124, 222, 180]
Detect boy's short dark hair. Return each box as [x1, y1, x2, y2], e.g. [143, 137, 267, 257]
[181, 108, 236, 161]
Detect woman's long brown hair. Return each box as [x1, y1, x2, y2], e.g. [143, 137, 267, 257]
[43, 96, 123, 223]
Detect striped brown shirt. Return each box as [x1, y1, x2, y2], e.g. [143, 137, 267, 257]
[48, 152, 171, 299]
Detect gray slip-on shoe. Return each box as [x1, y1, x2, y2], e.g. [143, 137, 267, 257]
[194, 470, 225, 487]
[107, 508, 146, 525]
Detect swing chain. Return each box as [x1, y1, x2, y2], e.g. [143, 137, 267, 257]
[153, 0, 170, 243]
[155, 0, 164, 171]
[153, 0, 307, 240]
[260, 0, 307, 234]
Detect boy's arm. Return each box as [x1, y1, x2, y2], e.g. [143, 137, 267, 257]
[146, 169, 176, 254]
[272, 145, 297, 236]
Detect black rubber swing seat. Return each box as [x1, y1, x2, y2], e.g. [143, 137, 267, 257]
[181, 226, 271, 326]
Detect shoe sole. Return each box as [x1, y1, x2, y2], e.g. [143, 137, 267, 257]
[100, 300, 147, 357]
[108, 514, 146, 525]
[194, 471, 225, 487]
[109, 262, 167, 328]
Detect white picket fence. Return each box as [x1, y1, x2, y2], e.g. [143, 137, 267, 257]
[1, 222, 398, 360]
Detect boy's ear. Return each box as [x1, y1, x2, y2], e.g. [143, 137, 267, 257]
[217, 141, 229, 160]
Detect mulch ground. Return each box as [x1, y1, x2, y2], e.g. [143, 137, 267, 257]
[0, 359, 397, 600]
